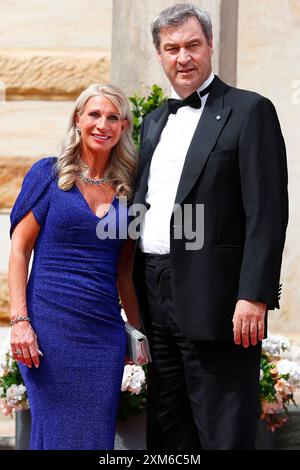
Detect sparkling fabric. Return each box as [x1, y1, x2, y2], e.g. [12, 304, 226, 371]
[10, 157, 127, 450]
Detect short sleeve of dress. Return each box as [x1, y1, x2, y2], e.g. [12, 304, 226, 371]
[10, 157, 57, 238]
[31, 187, 50, 227]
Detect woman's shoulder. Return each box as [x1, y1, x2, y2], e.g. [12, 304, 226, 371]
[10, 157, 57, 237]
[20, 157, 58, 204]
[26, 156, 57, 180]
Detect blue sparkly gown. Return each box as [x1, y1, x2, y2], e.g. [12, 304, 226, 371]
[10, 157, 127, 450]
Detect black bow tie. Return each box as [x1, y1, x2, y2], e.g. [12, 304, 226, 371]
[167, 80, 215, 115]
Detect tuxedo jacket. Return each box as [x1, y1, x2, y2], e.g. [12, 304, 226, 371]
[132, 76, 288, 341]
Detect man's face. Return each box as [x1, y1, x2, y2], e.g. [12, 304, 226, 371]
[157, 16, 213, 98]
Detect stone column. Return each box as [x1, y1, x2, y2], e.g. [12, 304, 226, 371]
[111, 0, 238, 97]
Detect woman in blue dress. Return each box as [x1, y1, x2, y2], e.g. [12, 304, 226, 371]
[8, 83, 140, 450]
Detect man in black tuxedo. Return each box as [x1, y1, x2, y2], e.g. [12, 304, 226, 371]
[132, 3, 288, 450]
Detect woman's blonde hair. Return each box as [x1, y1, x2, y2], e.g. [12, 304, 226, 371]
[55, 83, 137, 200]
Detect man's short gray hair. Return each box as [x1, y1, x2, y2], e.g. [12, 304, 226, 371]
[151, 3, 212, 51]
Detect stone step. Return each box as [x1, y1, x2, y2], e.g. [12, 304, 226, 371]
[0, 48, 110, 100]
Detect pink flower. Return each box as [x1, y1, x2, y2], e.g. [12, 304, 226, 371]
[0, 398, 13, 416]
[275, 378, 293, 401]
[261, 399, 283, 416]
[260, 400, 287, 432]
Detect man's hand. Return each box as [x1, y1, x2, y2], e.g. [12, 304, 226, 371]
[232, 300, 266, 347]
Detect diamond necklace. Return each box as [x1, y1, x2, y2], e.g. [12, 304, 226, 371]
[79, 173, 109, 186]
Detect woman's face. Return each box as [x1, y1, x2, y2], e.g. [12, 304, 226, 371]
[76, 95, 127, 159]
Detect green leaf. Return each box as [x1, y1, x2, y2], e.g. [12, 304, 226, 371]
[129, 85, 167, 149]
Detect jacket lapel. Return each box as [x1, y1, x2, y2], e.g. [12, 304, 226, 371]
[133, 105, 169, 205]
[175, 77, 232, 205]
[147, 107, 170, 152]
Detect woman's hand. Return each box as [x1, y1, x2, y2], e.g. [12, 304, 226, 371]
[10, 321, 42, 368]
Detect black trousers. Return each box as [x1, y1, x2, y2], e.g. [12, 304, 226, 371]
[142, 253, 261, 450]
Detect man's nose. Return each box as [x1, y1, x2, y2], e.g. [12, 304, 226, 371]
[177, 48, 191, 63]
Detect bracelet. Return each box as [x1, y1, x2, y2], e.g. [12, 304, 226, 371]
[9, 316, 31, 327]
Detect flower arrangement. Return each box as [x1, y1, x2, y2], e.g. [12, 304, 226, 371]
[0, 349, 29, 416]
[260, 334, 300, 431]
[119, 364, 147, 421]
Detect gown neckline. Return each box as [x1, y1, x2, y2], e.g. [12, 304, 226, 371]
[73, 184, 117, 221]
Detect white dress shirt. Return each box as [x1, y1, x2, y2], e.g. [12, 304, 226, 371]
[140, 72, 215, 254]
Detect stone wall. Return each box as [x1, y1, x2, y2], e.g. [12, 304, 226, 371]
[0, 49, 110, 100]
[0, 0, 112, 49]
[0, 0, 113, 322]
[0, 158, 36, 209]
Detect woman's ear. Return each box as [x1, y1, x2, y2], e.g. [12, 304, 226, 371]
[122, 119, 129, 131]
[75, 113, 80, 127]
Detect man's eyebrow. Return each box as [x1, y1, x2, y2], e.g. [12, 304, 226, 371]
[163, 38, 202, 47]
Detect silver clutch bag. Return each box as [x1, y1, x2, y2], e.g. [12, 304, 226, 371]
[125, 323, 152, 365]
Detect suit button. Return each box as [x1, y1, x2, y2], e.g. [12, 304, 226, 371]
[216, 114, 221, 120]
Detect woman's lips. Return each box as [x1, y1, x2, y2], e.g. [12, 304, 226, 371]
[91, 134, 111, 142]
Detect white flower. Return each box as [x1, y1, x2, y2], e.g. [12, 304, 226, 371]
[0, 366, 5, 378]
[121, 364, 146, 395]
[277, 359, 300, 386]
[262, 335, 290, 357]
[121, 364, 133, 391]
[128, 366, 146, 395]
[260, 369, 264, 380]
[6, 384, 27, 407]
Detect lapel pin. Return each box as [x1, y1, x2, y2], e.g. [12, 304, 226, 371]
[216, 114, 221, 120]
